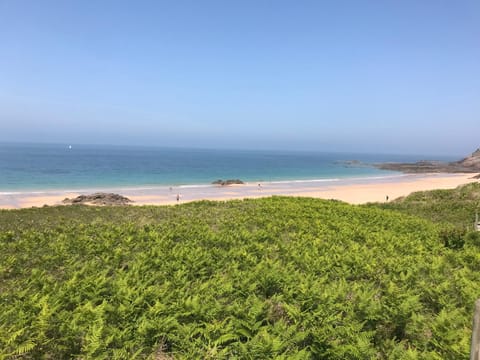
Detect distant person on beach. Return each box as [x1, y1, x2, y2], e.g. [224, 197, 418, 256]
[258, 183, 262, 190]
[386, 195, 389, 202]
[176, 194, 180, 202]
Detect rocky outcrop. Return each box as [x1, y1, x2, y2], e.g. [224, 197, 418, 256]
[457, 148, 480, 170]
[63, 193, 133, 206]
[376, 148, 480, 174]
[212, 179, 245, 186]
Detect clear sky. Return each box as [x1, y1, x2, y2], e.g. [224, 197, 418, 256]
[0, 0, 479, 155]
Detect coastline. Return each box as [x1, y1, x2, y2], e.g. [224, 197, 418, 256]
[0, 173, 478, 209]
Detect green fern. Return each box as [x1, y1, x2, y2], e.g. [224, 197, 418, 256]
[13, 340, 36, 356]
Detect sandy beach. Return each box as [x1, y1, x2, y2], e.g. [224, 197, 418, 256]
[0, 173, 478, 209]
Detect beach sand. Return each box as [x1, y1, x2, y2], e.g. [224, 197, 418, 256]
[1, 173, 478, 210]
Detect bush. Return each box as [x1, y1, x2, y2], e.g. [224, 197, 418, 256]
[439, 227, 466, 249]
[465, 231, 480, 247]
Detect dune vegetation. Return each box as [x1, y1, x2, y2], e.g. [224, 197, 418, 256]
[1, 184, 480, 359]
[369, 182, 480, 229]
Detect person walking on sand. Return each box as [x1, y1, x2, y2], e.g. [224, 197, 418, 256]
[176, 194, 180, 202]
[386, 195, 389, 202]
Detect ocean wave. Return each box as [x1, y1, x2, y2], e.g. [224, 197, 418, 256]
[261, 174, 409, 185]
[265, 179, 341, 185]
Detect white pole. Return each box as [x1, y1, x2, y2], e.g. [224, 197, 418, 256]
[471, 299, 480, 360]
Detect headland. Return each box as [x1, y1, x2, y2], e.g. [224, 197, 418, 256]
[376, 148, 480, 175]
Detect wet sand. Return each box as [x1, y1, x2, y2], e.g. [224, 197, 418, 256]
[0, 173, 478, 209]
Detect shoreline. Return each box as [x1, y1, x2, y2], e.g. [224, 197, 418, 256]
[0, 173, 478, 209]
[0, 173, 405, 195]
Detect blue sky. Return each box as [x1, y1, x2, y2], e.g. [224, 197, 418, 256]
[0, 0, 479, 155]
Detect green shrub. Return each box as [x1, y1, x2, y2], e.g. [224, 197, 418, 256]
[439, 227, 466, 249]
[465, 231, 480, 247]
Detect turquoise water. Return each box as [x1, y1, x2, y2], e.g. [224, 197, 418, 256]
[0, 143, 457, 192]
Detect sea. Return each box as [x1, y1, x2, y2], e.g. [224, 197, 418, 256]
[0, 143, 458, 193]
